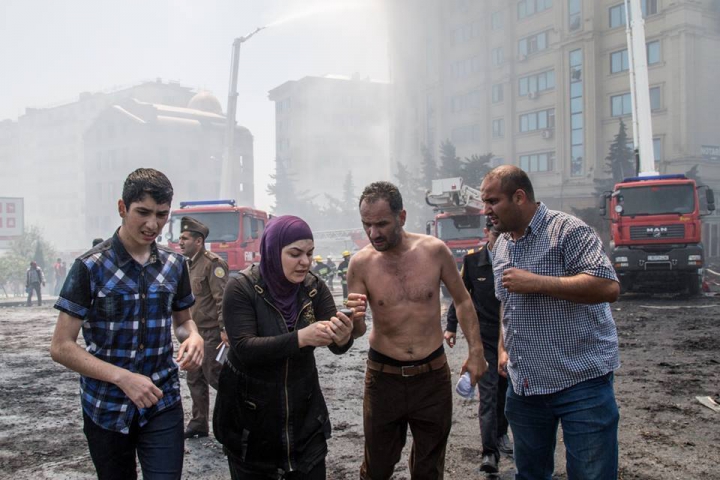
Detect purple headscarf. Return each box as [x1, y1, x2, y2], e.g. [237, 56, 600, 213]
[259, 215, 314, 329]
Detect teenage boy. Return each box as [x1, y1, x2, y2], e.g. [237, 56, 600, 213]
[51, 168, 204, 480]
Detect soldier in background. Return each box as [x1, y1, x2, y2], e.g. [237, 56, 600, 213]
[325, 255, 337, 291]
[337, 250, 351, 300]
[178, 216, 229, 439]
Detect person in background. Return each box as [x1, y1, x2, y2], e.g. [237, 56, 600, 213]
[444, 220, 512, 476]
[53, 258, 67, 296]
[50, 168, 204, 480]
[482, 165, 620, 479]
[337, 250, 351, 301]
[214, 215, 354, 479]
[325, 255, 336, 291]
[92, 237, 104, 247]
[312, 255, 331, 283]
[26, 261, 45, 306]
[178, 216, 229, 440]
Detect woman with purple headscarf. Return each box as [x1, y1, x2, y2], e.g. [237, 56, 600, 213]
[214, 215, 354, 479]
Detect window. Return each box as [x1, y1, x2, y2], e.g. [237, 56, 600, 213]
[492, 84, 504, 103]
[518, 31, 549, 57]
[568, 0, 582, 31]
[451, 20, 482, 45]
[451, 124, 481, 144]
[520, 152, 555, 172]
[611, 87, 661, 116]
[610, 0, 658, 28]
[610, 49, 629, 73]
[451, 54, 483, 79]
[570, 48, 584, 177]
[492, 119, 505, 138]
[611, 41, 660, 74]
[518, 70, 555, 96]
[647, 40, 660, 64]
[518, 0, 553, 20]
[491, 11, 503, 30]
[519, 108, 555, 132]
[492, 47, 504, 66]
[450, 90, 481, 113]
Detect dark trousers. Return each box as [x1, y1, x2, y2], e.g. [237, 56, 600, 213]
[186, 327, 222, 433]
[228, 458, 326, 480]
[360, 362, 452, 480]
[26, 282, 41, 306]
[83, 402, 184, 480]
[341, 283, 348, 300]
[478, 343, 509, 459]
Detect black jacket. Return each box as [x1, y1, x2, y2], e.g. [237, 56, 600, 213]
[446, 245, 500, 345]
[214, 265, 352, 474]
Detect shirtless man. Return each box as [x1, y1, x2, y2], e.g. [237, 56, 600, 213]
[347, 181, 487, 480]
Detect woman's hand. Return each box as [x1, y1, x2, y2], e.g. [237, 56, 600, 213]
[328, 310, 353, 347]
[298, 321, 334, 348]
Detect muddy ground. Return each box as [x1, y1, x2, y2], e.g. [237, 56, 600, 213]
[1, 292, 719, 479]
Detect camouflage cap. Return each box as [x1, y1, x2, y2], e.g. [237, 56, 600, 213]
[181, 216, 209, 239]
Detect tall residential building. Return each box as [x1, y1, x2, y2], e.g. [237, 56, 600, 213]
[83, 93, 253, 241]
[386, 0, 720, 212]
[268, 74, 391, 207]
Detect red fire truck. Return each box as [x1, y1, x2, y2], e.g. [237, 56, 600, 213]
[425, 177, 486, 272]
[600, 174, 715, 294]
[166, 199, 270, 273]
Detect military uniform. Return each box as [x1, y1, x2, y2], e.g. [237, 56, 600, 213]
[181, 217, 229, 436]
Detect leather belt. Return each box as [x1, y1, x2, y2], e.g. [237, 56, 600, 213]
[367, 353, 447, 377]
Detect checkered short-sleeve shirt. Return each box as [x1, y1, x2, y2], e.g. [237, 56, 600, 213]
[55, 232, 194, 433]
[493, 203, 620, 396]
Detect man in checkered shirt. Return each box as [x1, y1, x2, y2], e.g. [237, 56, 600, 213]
[481, 165, 620, 480]
[50, 168, 204, 480]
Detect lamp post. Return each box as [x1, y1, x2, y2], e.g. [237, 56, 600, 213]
[220, 27, 266, 199]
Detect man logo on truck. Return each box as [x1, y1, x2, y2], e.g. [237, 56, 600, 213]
[647, 227, 667, 237]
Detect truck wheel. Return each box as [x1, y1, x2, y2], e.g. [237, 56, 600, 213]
[688, 274, 701, 296]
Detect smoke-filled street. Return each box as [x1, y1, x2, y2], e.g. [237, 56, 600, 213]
[1, 293, 718, 479]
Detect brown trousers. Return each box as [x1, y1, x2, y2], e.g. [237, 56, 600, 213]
[360, 362, 452, 480]
[186, 327, 222, 433]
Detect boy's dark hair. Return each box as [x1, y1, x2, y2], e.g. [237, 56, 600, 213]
[122, 168, 174, 208]
[359, 181, 403, 214]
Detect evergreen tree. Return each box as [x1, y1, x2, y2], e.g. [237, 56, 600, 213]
[266, 158, 316, 217]
[606, 119, 635, 182]
[461, 153, 494, 188]
[420, 145, 437, 190]
[438, 139, 462, 179]
[393, 161, 427, 233]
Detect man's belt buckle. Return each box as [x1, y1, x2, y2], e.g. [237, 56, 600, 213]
[401, 365, 416, 377]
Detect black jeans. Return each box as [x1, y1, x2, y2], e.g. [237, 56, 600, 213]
[26, 282, 41, 306]
[228, 458, 326, 480]
[478, 342, 508, 459]
[83, 402, 184, 480]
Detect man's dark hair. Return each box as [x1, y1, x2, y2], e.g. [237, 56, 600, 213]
[122, 168, 174, 208]
[92, 238, 104, 247]
[359, 181, 403, 214]
[486, 165, 535, 202]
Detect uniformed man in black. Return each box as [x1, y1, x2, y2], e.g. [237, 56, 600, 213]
[444, 220, 512, 475]
[337, 250, 351, 300]
[178, 216, 229, 439]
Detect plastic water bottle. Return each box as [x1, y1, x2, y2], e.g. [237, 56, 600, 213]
[455, 372, 476, 399]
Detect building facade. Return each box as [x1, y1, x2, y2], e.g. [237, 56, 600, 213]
[386, 0, 720, 212]
[268, 74, 391, 208]
[83, 93, 253, 241]
[0, 80, 254, 251]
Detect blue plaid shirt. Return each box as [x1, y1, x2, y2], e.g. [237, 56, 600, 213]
[55, 232, 194, 433]
[493, 203, 620, 396]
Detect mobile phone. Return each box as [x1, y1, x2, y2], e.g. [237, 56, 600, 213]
[339, 308, 353, 318]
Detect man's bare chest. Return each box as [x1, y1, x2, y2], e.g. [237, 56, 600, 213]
[367, 258, 440, 306]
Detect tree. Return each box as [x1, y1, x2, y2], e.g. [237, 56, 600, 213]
[419, 145, 437, 190]
[0, 226, 57, 297]
[438, 139, 462, 179]
[393, 161, 428, 233]
[266, 158, 317, 218]
[321, 171, 357, 230]
[461, 153, 494, 188]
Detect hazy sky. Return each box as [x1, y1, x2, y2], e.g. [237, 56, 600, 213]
[0, 0, 388, 211]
